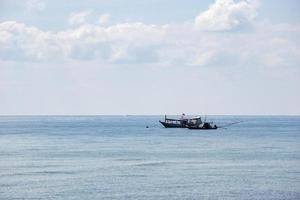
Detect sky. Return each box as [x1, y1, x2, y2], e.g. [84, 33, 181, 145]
[0, 0, 299, 115]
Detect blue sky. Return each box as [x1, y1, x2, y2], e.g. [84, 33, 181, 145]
[0, 0, 299, 115]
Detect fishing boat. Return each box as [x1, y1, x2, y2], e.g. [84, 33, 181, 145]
[159, 114, 202, 128]
[160, 114, 241, 130]
[187, 122, 218, 130]
[187, 119, 243, 130]
[159, 115, 188, 128]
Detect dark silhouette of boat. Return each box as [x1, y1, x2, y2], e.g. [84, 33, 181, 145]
[159, 114, 202, 128]
[159, 115, 187, 128]
[188, 122, 218, 130]
[159, 114, 242, 130]
[187, 119, 243, 130]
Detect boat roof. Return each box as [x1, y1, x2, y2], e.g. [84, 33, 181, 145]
[165, 118, 187, 121]
[165, 116, 201, 121]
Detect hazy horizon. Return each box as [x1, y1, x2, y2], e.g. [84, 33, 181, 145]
[1, 114, 300, 116]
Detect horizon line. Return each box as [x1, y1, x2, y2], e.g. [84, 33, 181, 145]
[1, 114, 300, 117]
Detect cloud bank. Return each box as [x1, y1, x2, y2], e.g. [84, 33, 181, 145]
[0, 0, 299, 68]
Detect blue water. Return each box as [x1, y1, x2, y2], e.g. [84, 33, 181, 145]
[0, 116, 299, 200]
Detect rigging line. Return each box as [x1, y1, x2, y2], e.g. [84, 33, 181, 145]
[219, 121, 243, 128]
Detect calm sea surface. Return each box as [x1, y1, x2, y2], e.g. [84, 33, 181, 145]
[0, 116, 299, 200]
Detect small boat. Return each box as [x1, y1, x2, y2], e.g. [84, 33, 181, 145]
[160, 114, 241, 130]
[159, 114, 202, 128]
[159, 115, 188, 128]
[188, 122, 218, 130]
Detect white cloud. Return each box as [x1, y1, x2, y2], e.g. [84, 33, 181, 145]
[195, 0, 259, 31]
[98, 14, 110, 25]
[192, 51, 215, 66]
[0, 21, 60, 61]
[109, 46, 128, 62]
[68, 11, 92, 26]
[0, 21, 166, 62]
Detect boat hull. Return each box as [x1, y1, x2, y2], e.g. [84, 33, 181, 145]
[188, 126, 218, 130]
[159, 121, 186, 128]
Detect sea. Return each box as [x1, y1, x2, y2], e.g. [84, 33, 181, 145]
[0, 115, 299, 200]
